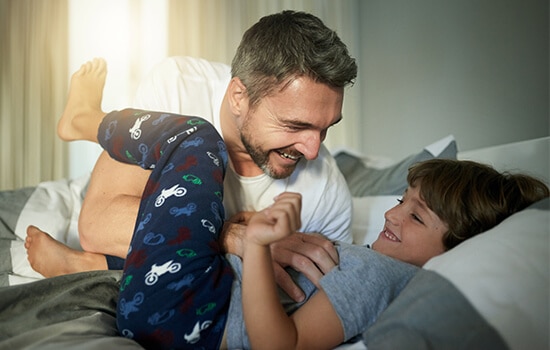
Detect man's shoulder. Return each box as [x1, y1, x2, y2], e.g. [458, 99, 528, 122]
[154, 56, 231, 79]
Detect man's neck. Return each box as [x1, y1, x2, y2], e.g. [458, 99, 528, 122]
[227, 148, 265, 177]
[219, 94, 264, 178]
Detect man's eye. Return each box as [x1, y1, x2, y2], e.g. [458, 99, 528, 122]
[284, 123, 306, 132]
[396, 198, 404, 204]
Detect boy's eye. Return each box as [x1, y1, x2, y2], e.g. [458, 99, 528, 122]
[396, 197, 424, 223]
[411, 214, 424, 224]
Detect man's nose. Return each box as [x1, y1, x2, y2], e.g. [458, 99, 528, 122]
[296, 132, 322, 160]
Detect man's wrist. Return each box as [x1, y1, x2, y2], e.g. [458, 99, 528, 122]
[220, 221, 245, 257]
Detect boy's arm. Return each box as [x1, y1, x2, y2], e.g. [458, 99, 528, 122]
[242, 193, 301, 347]
[243, 241, 298, 348]
[242, 193, 345, 349]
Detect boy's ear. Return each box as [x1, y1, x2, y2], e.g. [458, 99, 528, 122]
[227, 77, 249, 117]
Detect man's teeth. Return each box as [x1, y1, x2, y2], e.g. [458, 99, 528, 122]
[279, 152, 298, 160]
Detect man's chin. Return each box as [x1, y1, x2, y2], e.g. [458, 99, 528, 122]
[262, 163, 297, 179]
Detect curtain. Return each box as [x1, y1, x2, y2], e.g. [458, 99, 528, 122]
[167, 0, 364, 153]
[0, 0, 68, 190]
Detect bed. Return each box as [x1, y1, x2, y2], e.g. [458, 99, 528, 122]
[0, 135, 548, 349]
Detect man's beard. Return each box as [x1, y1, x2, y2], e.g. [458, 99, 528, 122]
[240, 133, 298, 180]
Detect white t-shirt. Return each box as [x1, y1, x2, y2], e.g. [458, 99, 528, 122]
[133, 56, 352, 243]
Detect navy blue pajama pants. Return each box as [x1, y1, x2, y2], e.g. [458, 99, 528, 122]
[98, 109, 233, 349]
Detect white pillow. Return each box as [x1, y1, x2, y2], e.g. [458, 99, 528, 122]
[335, 135, 457, 197]
[458, 136, 549, 185]
[10, 174, 89, 285]
[424, 201, 549, 350]
[351, 196, 396, 246]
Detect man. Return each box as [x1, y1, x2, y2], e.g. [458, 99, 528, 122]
[28, 10, 357, 302]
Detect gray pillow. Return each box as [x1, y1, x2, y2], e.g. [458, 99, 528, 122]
[335, 141, 457, 196]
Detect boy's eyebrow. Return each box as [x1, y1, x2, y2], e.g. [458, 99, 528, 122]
[406, 188, 429, 212]
[411, 196, 443, 224]
[412, 197, 429, 212]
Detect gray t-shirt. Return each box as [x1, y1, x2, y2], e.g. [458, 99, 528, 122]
[225, 242, 418, 348]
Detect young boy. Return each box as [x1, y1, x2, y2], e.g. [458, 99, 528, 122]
[240, 158, 549, 348]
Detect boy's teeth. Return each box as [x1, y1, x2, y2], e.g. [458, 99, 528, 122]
[384, 230, 400, 242]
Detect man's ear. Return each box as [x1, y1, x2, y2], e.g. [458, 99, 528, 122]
[227, 77, 249, 117]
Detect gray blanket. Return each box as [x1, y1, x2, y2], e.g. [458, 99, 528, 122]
[0, 270, 142, 349]
[0, 186, 35, 286]
[0, 266, 507, 349]
[0, 185, 509, 349]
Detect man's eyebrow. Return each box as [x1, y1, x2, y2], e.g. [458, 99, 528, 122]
[281, 115, 343, 129]
[281, 119, 313, 128]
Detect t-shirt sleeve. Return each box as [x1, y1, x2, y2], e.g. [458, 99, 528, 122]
[320, 243, 418, 341]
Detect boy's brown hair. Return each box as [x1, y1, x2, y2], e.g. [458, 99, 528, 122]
[407, 159, 549, 250]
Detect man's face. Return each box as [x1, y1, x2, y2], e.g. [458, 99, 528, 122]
[239, 76, 344, 179]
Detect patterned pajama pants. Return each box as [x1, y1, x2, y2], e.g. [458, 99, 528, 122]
[99, 109, 233, 349]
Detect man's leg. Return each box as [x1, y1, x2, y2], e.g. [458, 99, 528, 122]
[25, 58, 128, 276]
[26, 58, 149, 276]
[25, 225, 107, 276]
[78, 152, 148, 258]
[57, 57, 107, 143]
[56, 57, 148, 260]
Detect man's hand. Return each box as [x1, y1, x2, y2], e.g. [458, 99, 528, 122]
[270, 232, 339, 302]
[221, 211, 340, 303]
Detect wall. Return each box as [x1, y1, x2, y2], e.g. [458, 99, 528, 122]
[67, 0, 549, 176]
[357, 0, 549, 159]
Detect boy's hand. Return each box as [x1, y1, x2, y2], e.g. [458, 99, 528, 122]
[246, 192, 302, 247]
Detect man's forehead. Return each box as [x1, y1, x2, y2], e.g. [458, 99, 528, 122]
[263, 98, 343, 128]
[262, 80, 344, 126]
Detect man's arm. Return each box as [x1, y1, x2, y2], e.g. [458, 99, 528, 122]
[221, 211, 340, 302]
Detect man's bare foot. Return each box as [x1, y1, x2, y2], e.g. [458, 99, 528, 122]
[25, 225, 108, 278]
[57, 57, 108, 143]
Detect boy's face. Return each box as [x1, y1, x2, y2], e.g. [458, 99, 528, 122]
[372, 185, 447, 266]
